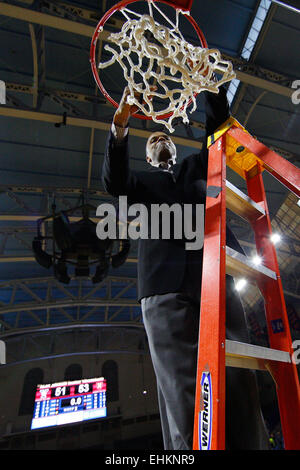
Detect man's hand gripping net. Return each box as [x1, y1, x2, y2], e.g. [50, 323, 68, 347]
[99, 11, 235, 132]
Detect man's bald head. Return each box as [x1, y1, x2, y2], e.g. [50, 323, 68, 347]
[146, 132, 177, 166]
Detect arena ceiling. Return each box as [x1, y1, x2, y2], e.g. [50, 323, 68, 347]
[0, 0, 299, 337]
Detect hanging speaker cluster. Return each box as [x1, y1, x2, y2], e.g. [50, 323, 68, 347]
[32, 203, 130, 284]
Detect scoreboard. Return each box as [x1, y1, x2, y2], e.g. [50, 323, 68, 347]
[31, 377, 107, 430]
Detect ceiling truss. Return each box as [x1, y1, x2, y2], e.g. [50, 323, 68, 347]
[0, 276, 141, 333]
[0, 1, 295, 96]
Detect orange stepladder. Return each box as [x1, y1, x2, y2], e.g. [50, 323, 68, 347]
[193, 117, 300, 450]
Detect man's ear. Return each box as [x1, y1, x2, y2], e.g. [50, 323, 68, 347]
[146, 156, 152, 164]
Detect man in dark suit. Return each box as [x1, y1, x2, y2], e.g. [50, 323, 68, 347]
[102, 85, 269, 450]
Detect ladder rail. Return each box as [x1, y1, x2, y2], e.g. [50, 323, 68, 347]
[246, 167, 300, 449]
[192, 134, 227, 450]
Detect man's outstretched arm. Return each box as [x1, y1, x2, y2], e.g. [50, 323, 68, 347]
[102, 87, 136, 197]
[203, 85, 230, 139]
[102, 86, 156, 198]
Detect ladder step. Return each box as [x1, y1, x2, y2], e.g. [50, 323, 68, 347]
[226, 246, 277, 281]
[226, 180, 265, 222]
[225, 340, 291, 370]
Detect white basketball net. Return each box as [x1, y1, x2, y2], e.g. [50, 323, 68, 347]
[98, 1, 236, 132]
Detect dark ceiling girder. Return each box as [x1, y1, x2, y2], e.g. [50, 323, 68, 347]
[0, 2, 294, 97]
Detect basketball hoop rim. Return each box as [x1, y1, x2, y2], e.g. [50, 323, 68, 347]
[90, 0, 208, 121]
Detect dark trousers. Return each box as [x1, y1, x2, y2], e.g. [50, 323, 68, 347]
[141, 276, 269, 450]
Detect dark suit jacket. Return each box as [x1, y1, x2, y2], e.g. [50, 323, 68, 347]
[102, 86, 243, 301]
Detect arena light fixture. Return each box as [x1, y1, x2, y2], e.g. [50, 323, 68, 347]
[252, 255, 262, 266]
[235, 278, 248, 292]
[270, 233, 281, 245]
